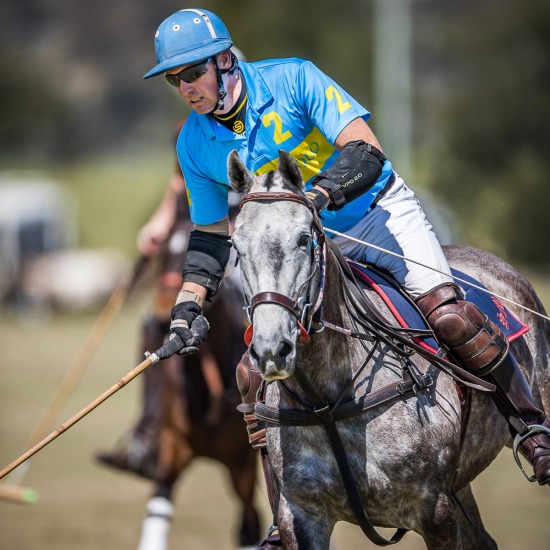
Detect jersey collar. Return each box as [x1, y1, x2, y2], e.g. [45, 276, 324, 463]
[194, 61, 273, 141]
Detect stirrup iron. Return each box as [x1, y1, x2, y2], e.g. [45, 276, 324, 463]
[263, 524, 279, 538]
[512, 424, 550, 482]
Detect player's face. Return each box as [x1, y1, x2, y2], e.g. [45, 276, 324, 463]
[166, 58, 220, 115]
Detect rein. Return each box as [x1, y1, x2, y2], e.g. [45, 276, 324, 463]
[326, 239, 495, 393]
[324, 226, 550, 324]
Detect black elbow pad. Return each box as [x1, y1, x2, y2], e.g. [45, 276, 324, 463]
[182, 230, 232, 299]
[312, 140, 386, 211]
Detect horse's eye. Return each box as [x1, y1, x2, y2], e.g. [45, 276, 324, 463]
[298, 233, 310, 248]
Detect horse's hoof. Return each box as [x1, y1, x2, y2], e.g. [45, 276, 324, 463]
[94, 440, 158, 481]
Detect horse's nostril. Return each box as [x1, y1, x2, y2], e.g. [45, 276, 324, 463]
[249, 344, 260, 364]
[278, 341, 293, 360]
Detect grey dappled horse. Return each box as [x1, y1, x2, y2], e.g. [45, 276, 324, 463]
[228, 149, 550, 550]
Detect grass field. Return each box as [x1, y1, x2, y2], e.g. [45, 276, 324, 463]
[1, 283, 549, 550]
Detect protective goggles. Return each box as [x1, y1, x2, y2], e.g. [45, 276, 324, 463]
[164, 57, 212, 88]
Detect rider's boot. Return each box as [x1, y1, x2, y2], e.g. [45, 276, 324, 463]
[416, 283, 550, 486]
[95, 315, 168, 480]
[236, 353, 283, 549]
[489, 353, 550, 485]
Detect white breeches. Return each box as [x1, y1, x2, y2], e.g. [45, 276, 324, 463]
[332, 173, 453, 299]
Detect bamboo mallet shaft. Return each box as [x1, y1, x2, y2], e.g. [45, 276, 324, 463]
[0, 335, 192, 481]
[0, 354, 155, 481]
[4, 256, 149, 489]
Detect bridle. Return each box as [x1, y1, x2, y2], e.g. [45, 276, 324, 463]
[238, 191, 327, 346]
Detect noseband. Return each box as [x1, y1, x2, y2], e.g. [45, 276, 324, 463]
[239, 191, 326, 346]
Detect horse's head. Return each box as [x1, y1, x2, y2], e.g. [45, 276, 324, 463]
[228, 150, 324, 380]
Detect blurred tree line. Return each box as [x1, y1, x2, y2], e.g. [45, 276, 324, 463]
[0, 0, 548, 266]
[418, 0, 550, 266]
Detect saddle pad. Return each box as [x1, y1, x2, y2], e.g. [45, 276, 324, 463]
[348, 261, 529, 355]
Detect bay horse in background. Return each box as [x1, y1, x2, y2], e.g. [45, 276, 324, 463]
[228, 149, 550, 549]
[96, 218, 261, 550]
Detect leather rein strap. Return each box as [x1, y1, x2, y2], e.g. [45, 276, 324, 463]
[326, 238, 496, 393]
[255, 365, 433, 427]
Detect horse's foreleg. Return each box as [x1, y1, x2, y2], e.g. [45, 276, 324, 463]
[227, 451, 261, 549]
[277, 495, 333, 550]
[417, 492, 461, 550]
[137, 483, 175, 550]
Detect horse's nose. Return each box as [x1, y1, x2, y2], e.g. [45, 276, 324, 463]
[249, 337, 295, 380]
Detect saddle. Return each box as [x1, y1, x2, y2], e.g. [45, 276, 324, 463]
[253, 244, 529, 547]
[348, 260, 529, 351]
[318, 240, 530, 394]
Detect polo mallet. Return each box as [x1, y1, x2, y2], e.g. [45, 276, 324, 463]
[0, 336, 196, 482]
[0, 484, 39, 505]
[0, 255, 149, 503]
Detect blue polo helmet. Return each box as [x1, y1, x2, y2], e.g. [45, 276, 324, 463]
[144, 9, 233, 79]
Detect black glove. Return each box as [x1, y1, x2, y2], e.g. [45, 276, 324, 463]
[169, 301, 210, 353]
[305, 187, 330, 213]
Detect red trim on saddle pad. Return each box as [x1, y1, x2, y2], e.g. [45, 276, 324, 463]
[350, 266, 441, 356]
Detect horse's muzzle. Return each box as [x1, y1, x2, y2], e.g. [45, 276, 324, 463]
[248, 336, 296, 381]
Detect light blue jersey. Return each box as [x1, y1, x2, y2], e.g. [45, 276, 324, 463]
[177, 58, 393, 232]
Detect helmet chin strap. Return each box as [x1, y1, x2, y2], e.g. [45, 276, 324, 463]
[209, 53, 239, 114]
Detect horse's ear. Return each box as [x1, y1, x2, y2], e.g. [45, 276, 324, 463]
[278, 150, 304, 191]
[227, 150, 254, 193]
